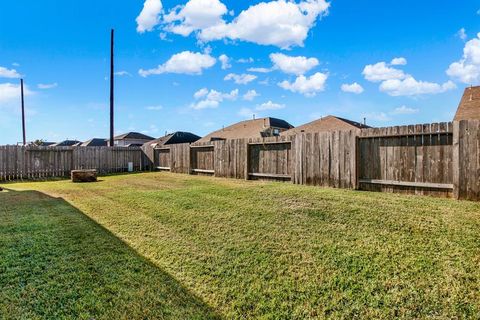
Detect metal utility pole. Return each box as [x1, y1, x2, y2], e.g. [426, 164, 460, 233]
[109, 29, 115, 147]
[21, 79, 26, 145]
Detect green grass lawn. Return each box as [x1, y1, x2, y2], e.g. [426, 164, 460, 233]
[1, 173, 479, 319]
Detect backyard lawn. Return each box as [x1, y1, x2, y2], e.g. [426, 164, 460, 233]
[1, 172, 479, 319]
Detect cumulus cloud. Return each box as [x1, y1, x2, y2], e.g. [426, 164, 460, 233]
[0, 66, 21, 78]
[37, 83, 58, 89]
[379, 77, 456, 96]
[243, 89, 260, 101]
[256, 100, 285, 110]
[278, 72, 328, 97]
[164, 0, 227, 37]
[199, 0, 329, 49]
[341, 82, 364, 94]
[362, 62, 406, 82]
[364, 58, 455, 96]
[136, 0, 163, 33]
[447, 33, 480, 83]
[224, 73, 257, 84]
[391, 105, 419, 115]
[0, 83, 33, 104]
[191, 88, 238, 109]
[390, 57, 407, 66]
[139, 51, 216, 76]
[136, 0, 330, 49]
[269, 53, 319, 75]
[219, 54, 231, 69]
[237, 57, 254, 63]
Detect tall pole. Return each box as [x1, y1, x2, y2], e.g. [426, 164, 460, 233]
[21, 79, 26, 145]
[109, 29, 115, 147]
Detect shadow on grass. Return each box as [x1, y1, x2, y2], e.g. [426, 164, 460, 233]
[0, 188, 220, 319]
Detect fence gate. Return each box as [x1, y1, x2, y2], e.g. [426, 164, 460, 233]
[155, 147, 171, 171]
[357, 123, 454, 197]
[190, 145, 215, 175]
[246, 141, 292, 180]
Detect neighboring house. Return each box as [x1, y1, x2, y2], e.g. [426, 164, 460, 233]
[144, 131, 201, 148]
[51, 140, 81, 147]
[80, 138, 108, 147]
[113, 132, 154, 147]
[454, 86, 480, 121]
[281, 115, 370, 136]
[196, 117, 293, 143]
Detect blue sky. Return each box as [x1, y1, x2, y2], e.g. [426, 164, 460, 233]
[1, 0, 480, 144]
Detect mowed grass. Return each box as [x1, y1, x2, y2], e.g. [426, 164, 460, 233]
[1, 173, 479, 319]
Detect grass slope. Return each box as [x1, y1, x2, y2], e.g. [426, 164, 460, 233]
[1, 172, 479, 319]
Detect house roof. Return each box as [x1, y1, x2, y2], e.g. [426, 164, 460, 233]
[114, 132, 155, 141]
[454, 86, 480, 121]
[197, 117, 294, 143]
[80, 138, 108, 147]
[281, 115, 370, 136]
[51, 140, 81, 147]
[145, 131, 201, 147]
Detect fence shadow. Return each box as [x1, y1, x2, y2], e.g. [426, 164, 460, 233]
[0, 188, 221, 319]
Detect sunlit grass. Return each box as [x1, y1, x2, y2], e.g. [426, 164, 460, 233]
[1, 172, 479, 319]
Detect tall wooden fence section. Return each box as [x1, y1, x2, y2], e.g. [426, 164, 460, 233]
[0, 146, 146, 181]
[151, 120, 479, 201]
[357, 123, 454, 197]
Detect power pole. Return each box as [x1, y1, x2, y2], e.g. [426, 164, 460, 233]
[21, 79, 26, 145]
[109, 29, 115, 147]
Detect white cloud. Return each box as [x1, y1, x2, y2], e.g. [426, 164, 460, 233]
[0, 83, 33, 104]
[364, 59, 455, 96]
[390, 57, 407, 66]
[224, 73, 257, 84]
[362, 62, 406, 82]
[37, 83, 58, 89]
[237, 57, 254, 63]
[341, 82, 364, 94]
[146, 105, 163, 110]
[278, 72, 328, 97]
[269, 53, 319, 75]
[163, 0, 227, 36]
[115, 71, 131, 76]
[191, 88, 238, 109]
[12, 62, 20, 67]
[391, 105, 419, 115]
[457, 28, 467, 41]
[380, 77, 456, 96]
[256, 100, 285, 110]
[447, 33, 480, 83]
[136, 0, 163, 33]
[0, 66, 21, 78]
[243, 89, 260, 101]
[247, 67, 272, 73]
[198, 0, 330, 49]
[139, 51, 216, 76]
[194, 87, 209, 99]
[219, 54, 231, 69]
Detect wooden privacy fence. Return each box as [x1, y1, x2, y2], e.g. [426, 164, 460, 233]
[0, 146, 146, 181]
[152, 120, 479, 201]
[1, 121, 478, 201]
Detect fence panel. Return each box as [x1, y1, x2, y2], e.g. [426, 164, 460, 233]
[358, 122, 454, 197]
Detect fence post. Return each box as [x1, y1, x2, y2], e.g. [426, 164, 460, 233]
[245, 141, 250, 180]
[452, 121, 460, 199]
